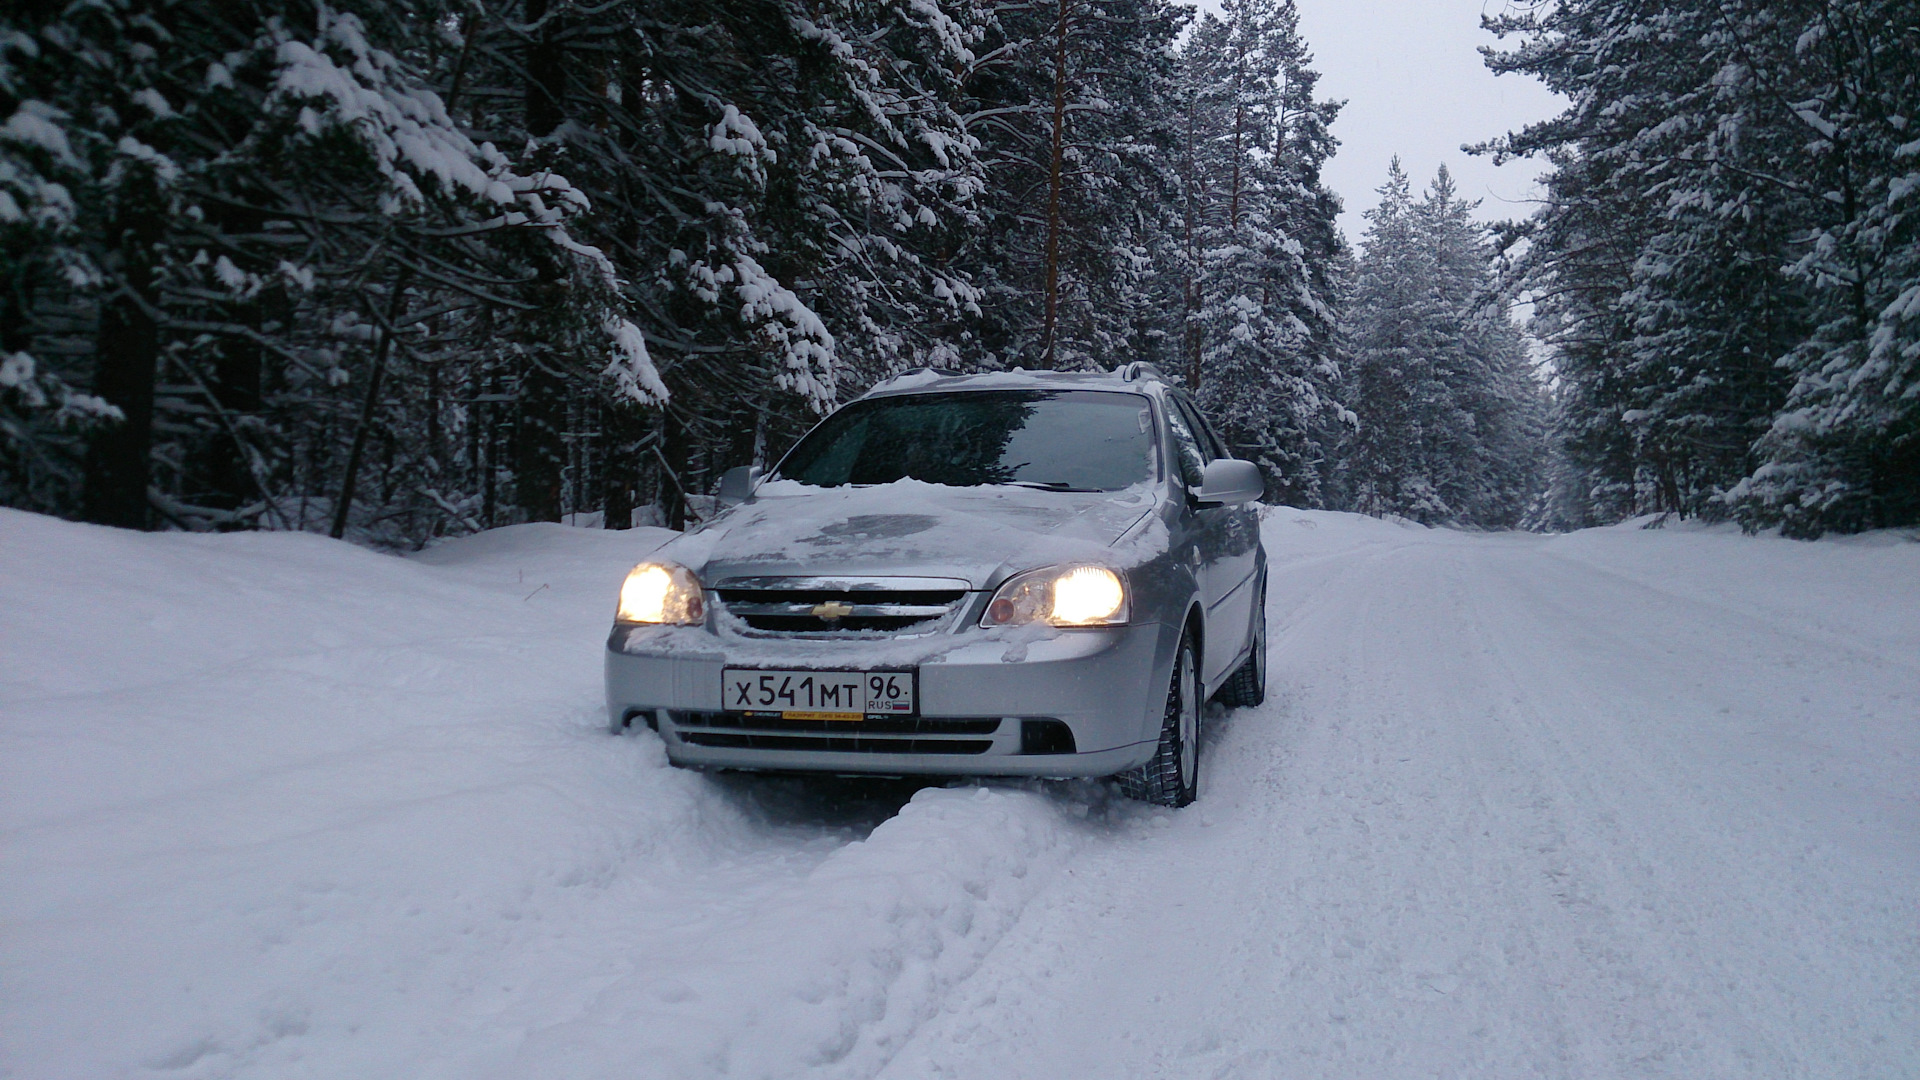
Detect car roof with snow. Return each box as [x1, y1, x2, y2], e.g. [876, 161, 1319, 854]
[858, 363, 1177, 400]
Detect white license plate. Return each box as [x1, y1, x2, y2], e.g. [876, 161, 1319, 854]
[722, 668, 915, 720]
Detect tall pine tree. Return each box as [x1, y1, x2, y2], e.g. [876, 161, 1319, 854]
[1176, 0, 1348, 505]
[1485, 0, 1919, 535]
[1338, 161, 1548, 527]
[955, 0, 1186, 370]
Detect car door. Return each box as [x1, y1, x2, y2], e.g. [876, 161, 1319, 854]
[1163, 393, 1244, 688]
[1180, 395, 1261, 681]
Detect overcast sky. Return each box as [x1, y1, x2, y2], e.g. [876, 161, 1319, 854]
[1279, 0, 1567, 245]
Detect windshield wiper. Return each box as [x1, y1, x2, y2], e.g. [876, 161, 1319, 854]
[1003, 480, 1096, 492]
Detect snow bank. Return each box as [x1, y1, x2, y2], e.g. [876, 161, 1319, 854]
[499, 785, 1081, 1080]
[7, 505, 1914, 1079]
[0, 510, 1092, 1079]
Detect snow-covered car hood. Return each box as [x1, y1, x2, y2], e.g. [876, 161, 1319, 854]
[654, 478, 1161, 587]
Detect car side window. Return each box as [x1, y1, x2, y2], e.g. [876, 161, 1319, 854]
[1197, 406, 1229, 461]
[1163, 399, 1208, 488]
[1171, 395, 1224, 461]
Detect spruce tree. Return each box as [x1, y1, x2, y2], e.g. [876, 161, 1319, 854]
[956, 0, 1187, 370]
[1338, 161, 1548, 527]
[1176, 0, 1348, 505]
[1484, 0, 1919, 534]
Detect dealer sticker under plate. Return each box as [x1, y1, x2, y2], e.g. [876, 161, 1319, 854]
[722, 668, 915, 720]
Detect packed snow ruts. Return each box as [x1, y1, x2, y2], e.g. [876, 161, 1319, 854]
[4, 506, 1917, 1078]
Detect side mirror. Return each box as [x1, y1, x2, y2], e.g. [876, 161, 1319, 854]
[1193, 458, 1264, 506]
[716, 465, 763, 507]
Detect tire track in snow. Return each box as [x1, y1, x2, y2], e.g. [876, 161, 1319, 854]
[874, 522, 1920, 1079]
[10, 511, 1915, 1079]
[874, 524, 1439, 1079]
[1537, 545, 1920, 678]
[1441, 544, 1761, 1075]
[1457, 547, 1920, 1074]
[458, 778, 1100, 1080]
[1486, 546, 1920, 862]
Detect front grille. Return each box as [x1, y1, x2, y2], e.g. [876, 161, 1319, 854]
[712, 576, 971, 635]
[678, 731, 993, 755]
[674, 712, 1001, 736]
[669, 711, 1002, 755]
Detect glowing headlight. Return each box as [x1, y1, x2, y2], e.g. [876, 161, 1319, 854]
[1051, 566, 1128, 624]
[617, 562, 706, 625]
[982, 565, 1129, 628]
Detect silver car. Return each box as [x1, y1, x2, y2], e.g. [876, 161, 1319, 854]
[604, 364, 1267, 806]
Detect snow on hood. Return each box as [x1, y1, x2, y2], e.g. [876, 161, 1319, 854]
[654, 478, 1161, 588]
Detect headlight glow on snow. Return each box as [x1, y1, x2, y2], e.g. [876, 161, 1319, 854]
[982, 565, 1129, 627]
[617, 562, 705, 625]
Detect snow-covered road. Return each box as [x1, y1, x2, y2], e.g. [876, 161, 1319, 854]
[3, 508, 1916, 1078]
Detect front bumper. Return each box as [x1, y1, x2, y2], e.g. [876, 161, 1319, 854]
[605, 620, 1176, 777]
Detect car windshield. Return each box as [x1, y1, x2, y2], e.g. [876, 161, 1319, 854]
[773, 389, 1157, 491]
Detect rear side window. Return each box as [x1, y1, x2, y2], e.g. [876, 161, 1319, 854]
[775, 389, 1158, 491]
[1171, 394, 1225, 460]
[1163, 399, 1208, 487]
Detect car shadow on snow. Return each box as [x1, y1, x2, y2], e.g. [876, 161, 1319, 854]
[695, 767, 1154, 843]
[699, 771, 949, 840]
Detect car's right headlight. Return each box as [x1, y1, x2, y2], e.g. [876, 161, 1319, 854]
[617, 562, 706, 625]
[981, 565, 1130, 627]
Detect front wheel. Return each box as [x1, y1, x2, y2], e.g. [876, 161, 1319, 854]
[1116, 630, 1200, 807]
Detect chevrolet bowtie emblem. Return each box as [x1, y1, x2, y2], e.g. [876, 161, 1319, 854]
[812, 601, 855, 619]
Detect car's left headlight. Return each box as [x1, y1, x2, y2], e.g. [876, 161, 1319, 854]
[617, 562, 706, 625]
[981, 565, 1130, 627]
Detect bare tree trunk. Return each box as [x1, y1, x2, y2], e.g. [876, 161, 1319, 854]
[1040, 0, 1074, 368]
[425, 356, 442, 476]
[330, 273, 411, 539]
[660, 406, 689, 531]
[515, 359, 567, 522]
[481, 370, 498, 529]
[1229, 99, 1244, 232]
[565, 392, 581, 519]
[725, 395, 759, 473]
[192, 193, 273, 521]
[1183, 90, 1202, 390]
[600, 402, 646, 530]
[525, 0, 566, 138]
[83, 187, 165, 530]
[512, 0, 570, 524]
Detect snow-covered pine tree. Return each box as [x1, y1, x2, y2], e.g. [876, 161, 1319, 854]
[1337, 161, 1548, 527]
[1484, 0, 1919, 535]
[1176, 0, 1348, 505]
[0, 19, 122, 514]
[1722, 0, 1920, 534]
[3, 0, 1371, 541]
[956, 0, 1187, 370]
[0, 0, 655, 542]
[1339, 161, 1441, 518]
[1494, 133, 1671, 529]
[451, 0, 989, 526]
[271, 5, 655, 542]
[1483, 0, 1799, 523]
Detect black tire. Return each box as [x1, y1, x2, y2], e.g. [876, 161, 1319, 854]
[1116, 630, 1200, 808]
[1214, 580, 1266, 708]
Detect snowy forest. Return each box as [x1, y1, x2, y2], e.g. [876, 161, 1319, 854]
[1, 0, 1914, 544]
